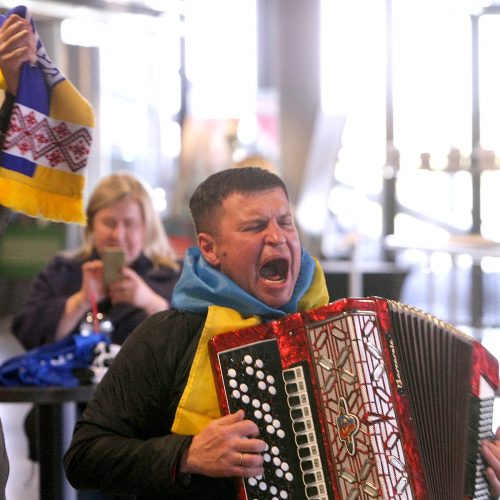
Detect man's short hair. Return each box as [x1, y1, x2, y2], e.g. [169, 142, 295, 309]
[189, 166, 289, 234]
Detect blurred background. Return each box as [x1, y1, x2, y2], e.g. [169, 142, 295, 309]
[2, 0, 500, 497]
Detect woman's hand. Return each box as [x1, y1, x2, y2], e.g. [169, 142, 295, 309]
[0, 13, 36, 94]
[55, 260, 105, 340]
[108, 267, 168, 315]
[81, 260, 106, 305]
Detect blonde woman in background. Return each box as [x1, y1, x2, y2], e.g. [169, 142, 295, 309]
[12, 172, 181, 349]
[10, 171, 181, 473]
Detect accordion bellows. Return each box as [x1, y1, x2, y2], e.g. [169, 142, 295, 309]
[209, 297, 499, 500]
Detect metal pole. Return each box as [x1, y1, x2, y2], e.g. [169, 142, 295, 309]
[470, 14, 483, 328]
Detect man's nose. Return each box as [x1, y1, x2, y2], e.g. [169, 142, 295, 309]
[265, 221, 286, 245]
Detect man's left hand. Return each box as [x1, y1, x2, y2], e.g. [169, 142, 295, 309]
[483, 426, 500, 496]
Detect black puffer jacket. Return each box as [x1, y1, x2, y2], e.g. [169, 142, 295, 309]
[64, 309, 238, 499]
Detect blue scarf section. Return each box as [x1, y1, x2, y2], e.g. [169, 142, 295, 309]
[172, 246, 316, 320]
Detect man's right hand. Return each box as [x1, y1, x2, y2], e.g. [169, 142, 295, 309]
[180, 409, 267, 478]
[0, 13, 36, 95]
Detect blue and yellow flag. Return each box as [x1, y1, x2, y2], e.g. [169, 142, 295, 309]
[0, 5, 94, 225]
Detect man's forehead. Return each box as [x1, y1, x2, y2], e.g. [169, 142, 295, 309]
[222, 187, 288, 204]
[219, 189, 292, 222]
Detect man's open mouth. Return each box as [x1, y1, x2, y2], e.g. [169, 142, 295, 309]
[259, 258, 289, 282]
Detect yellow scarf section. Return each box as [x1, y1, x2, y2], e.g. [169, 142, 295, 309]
[0, 77, 94, 225]
[171, 258, 329, 435]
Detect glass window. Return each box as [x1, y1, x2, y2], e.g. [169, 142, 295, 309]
[320, 1, 484, 253]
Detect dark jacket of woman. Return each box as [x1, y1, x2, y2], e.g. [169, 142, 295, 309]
[11, 250, 180, 349]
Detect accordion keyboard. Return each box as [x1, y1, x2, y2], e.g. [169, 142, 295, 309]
[217, 338, 331, 499]
[283, 364, 331, 499]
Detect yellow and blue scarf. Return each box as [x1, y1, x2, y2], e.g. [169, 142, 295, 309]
[0, 6, 94, 224]
[171, 246, 329, 434]
[172, 246, 323, 320]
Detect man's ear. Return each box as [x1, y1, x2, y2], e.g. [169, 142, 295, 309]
[198, 232, 220, 266]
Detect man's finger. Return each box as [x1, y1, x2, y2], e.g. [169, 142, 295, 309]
[216, 409, 245, 426]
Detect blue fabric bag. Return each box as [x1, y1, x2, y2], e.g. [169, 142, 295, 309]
[0, 333, 110, 387]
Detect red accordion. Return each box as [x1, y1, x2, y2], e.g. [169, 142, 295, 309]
[208, 297, 499, 500]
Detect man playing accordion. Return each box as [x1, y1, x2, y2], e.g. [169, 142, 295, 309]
[63, 166, 500, 499]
